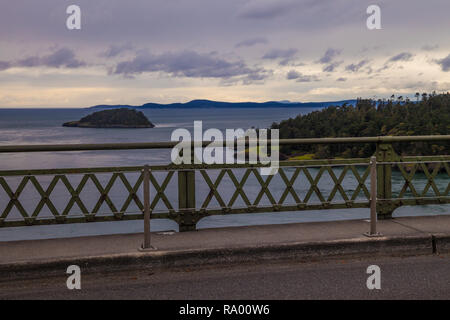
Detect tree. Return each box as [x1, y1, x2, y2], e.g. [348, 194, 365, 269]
[273, 93, 450, 159]
[415, 92, 420, 102]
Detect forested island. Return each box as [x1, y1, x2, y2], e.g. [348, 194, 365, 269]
[63, 108, 155, 128]
[271, 93, 449, 159]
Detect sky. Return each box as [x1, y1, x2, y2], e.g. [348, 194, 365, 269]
[0, 0, 449, 108]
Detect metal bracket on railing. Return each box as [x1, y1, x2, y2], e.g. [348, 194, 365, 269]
[139, 165, 157, 251]
[365, 156, 383, 237]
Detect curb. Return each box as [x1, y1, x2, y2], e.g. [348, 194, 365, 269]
[434, 233, 450, 254]
[0, 233, 439, 281]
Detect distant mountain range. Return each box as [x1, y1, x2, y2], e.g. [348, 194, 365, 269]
[88, 99, 357, 110]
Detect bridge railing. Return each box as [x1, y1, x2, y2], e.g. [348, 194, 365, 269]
[0, 135, 449, 231]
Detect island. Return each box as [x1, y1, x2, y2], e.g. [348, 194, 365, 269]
[62, 108, 155, 128]
[88, 99, 357, 110]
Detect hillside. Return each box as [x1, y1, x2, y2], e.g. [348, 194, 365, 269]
[271, 93, 450, 159]
[88, 99, 357, 110]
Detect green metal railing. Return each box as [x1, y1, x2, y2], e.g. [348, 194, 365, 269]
[0, 135, 449, 231]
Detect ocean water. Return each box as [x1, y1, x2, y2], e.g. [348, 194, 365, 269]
[0, 108, 448, 241]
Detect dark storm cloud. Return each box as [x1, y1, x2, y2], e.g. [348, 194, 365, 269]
[16, 48, 85, 68]
[101, 43, 134, 58]
[235, 37, 268, 48]
[435, 54, 450, 72]
[387, 52, 414, 63]
[345, 59, 370, 72]
[318, 48, 342, 64]
[113, 50, 270, 81]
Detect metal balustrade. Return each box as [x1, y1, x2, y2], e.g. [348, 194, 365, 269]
[0, 136, 449, 231]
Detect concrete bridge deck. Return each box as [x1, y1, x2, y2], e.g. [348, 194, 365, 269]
[1, 215, 450, 279]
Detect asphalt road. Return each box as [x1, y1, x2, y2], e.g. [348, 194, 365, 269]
[1, 254, 449, 300]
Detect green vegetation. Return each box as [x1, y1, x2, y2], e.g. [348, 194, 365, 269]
[272, 93, 450, 159]
[288, 154, 315, 161]
[63, 108, 155, 128]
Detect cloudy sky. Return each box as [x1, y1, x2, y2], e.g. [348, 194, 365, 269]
[0, 0, 449, 108]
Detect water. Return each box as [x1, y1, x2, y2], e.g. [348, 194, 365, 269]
[0, 108, 448, 241]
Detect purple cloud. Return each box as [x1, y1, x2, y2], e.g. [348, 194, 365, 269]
[238, 0, 298, 19]
[387, 52, 414, 63]
[114, 50, 270, 82]
[345, 59, 370, 72]
[0, 61, 11, 71]
[262, 48, 298, 60]
[318, 48, 342, 64]
[16, 48, 85, 68]
[422, 44, 439, 51]
[323, 61, 342, 72]
[286, 70, 319, 82]
[235, 37, 268, 48]
[101, 43, 134, 58]
[435, 54, 450, 72]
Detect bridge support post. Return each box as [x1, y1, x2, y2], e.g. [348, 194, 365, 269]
[365, 156, 382, 237]
[375, 142, 400, 219]
[139, 165, 156, 251]
[178, 170, 197, 232]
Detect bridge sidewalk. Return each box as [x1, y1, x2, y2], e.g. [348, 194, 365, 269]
[1, 215, 450, 279]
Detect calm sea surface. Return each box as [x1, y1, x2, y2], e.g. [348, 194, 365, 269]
[0, 108, 448, 241]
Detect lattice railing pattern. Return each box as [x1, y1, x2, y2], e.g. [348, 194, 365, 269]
[0, 156, 449, 228]
[197, 165, 371, 212]
[389, 160, 450, 203]
[0, 168, 179, 227]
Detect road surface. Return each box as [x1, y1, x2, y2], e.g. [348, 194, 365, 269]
[1, 254, 449, 300]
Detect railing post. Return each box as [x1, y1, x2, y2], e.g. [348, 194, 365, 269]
[375, 142, 399, 219]
[139, 165, 156, 251]
[365, 156, 382, 237]
[178, 169, 197, 232]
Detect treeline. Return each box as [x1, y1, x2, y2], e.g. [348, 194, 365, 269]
[271, 93, 450, 159]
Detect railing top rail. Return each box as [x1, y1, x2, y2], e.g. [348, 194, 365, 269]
[0, 135, 449, 153]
